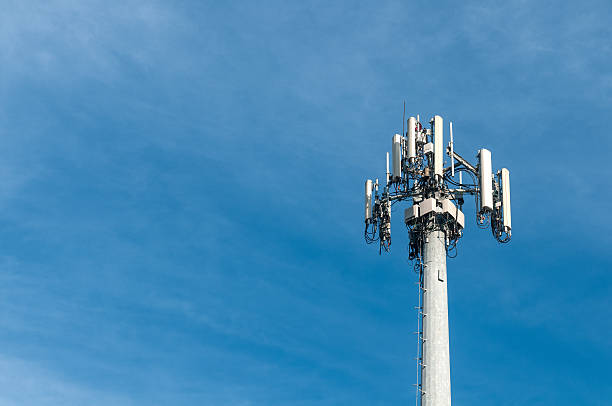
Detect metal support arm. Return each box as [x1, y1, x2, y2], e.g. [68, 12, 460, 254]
[445, 147, 477, 174]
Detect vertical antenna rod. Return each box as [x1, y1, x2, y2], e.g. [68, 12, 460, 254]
[386, 152, 390, 184]
[450, 122, 454, 178]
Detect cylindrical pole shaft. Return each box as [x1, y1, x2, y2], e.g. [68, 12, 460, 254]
[422, 230, 451, 406]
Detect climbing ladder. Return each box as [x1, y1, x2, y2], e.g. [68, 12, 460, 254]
[414, 259, 425, 406]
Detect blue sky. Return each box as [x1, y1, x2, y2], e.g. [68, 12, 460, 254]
[0, 1, 611, 405]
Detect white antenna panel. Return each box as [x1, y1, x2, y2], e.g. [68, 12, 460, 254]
[408, 117, 416, 160]
[365, 179, 373, 221]
[392, 134, 402, 181]
[434, 115, 444, 178]
[478, 148, 493, 211]
[501, 168, 511, 234]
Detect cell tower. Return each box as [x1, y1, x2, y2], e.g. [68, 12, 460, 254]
[363, 114, 511, 406]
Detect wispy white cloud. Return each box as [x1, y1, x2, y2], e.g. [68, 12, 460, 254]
[0, 1, 187, 81]
[460, 1, 612, 97]
[0, 355, 133, 406]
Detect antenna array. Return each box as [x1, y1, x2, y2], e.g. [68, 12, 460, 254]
[364, 115, 511, 256]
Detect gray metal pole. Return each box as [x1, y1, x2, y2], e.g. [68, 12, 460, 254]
[422, 230, 451, 406]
